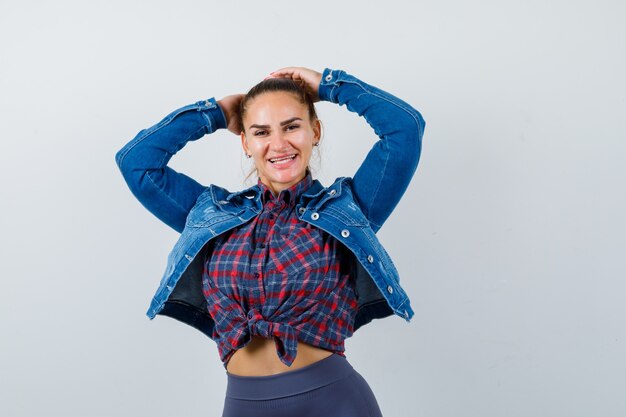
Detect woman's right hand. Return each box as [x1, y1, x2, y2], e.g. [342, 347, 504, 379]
[217, 94, 244, 135]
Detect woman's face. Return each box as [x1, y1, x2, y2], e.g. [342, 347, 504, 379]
[241, 92, 320, 195]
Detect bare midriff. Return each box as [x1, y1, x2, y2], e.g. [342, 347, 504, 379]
[226, 335, 334, 376]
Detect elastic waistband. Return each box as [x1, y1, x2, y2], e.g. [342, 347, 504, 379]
[225, 353, 355, 400]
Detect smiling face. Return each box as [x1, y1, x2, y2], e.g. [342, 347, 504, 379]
[241, 91, 320, 195]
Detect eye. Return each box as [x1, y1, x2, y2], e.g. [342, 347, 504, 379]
[253, 129, 268, 136]
[285, 124, 300, 131]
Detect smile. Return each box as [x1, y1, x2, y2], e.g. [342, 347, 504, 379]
[268, 154, 297, 164]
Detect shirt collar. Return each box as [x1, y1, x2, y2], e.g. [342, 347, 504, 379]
[258, 171, 314, 206]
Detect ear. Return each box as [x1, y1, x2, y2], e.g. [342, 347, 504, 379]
[241, 132, 250, 156]
[312, 119, 321, 143]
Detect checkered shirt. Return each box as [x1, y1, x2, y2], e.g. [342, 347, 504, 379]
[201, 173, 358, 368]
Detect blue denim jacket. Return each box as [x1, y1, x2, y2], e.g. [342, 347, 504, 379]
[115, 68, 425, 340]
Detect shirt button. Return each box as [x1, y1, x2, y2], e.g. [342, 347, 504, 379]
[367, 255, 374, 263]
[247, 311, 254, 319]
[298, 207, 306, 215]
[341, 229, 350, 238]
[325, 74, 333, 82]
[311, 213, 320, 220]
[387, 285, 394, 294]
[329, 189, 336, 196]
[254, 272, 260, 278]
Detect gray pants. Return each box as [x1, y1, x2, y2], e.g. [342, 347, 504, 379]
[222, 353, 384, 417]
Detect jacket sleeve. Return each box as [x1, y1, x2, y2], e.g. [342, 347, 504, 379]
[114, 98, 228, 233]
[318, 68, 426, 233]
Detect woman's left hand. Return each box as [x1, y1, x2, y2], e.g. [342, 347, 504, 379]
[265, 67, 323, 102]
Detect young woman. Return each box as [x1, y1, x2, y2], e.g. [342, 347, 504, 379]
[115, 66, 425, 416]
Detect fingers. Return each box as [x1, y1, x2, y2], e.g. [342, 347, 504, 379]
[268, 67, 301, 79]
[263, 67, 322, 101]
[266, 67, 314, 83]
[264, 70, 298, 82]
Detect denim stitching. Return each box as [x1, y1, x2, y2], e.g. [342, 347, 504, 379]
[144, 171, 189, 227]
[336, 79, 423, 227]
[339, 78, 425, 137]
[200, 110, 213, 128]
[144, 120, 206, 231]
[116, 104, 201, 166]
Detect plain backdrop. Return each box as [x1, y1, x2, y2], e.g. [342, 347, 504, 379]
[1, 0, 625, 416]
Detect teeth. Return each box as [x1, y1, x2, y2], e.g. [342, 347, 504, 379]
[269, 155, 296, 163]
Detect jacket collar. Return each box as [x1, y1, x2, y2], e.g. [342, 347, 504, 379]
[258, 172, 314, 206]
[219, 176, 349, 208]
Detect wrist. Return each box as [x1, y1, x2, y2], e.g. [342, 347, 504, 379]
[212, 100, 228, 130]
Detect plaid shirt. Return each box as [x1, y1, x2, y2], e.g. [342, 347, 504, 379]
[201, 173, 358, 368]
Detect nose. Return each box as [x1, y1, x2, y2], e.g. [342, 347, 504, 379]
[269, 130, 290, 150]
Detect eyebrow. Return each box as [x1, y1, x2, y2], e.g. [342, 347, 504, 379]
[248, 117, 303, 130]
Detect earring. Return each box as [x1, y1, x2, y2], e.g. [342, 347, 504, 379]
[314, 142, 319, 147]
[246, 154, 252, 158]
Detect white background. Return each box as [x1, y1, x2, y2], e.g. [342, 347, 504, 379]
[1, 0, 625, 416]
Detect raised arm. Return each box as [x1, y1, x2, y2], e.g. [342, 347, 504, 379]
[269, 67, 425, 233]
[319, 68, 425, 232]
[114, 96, 241, 233]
